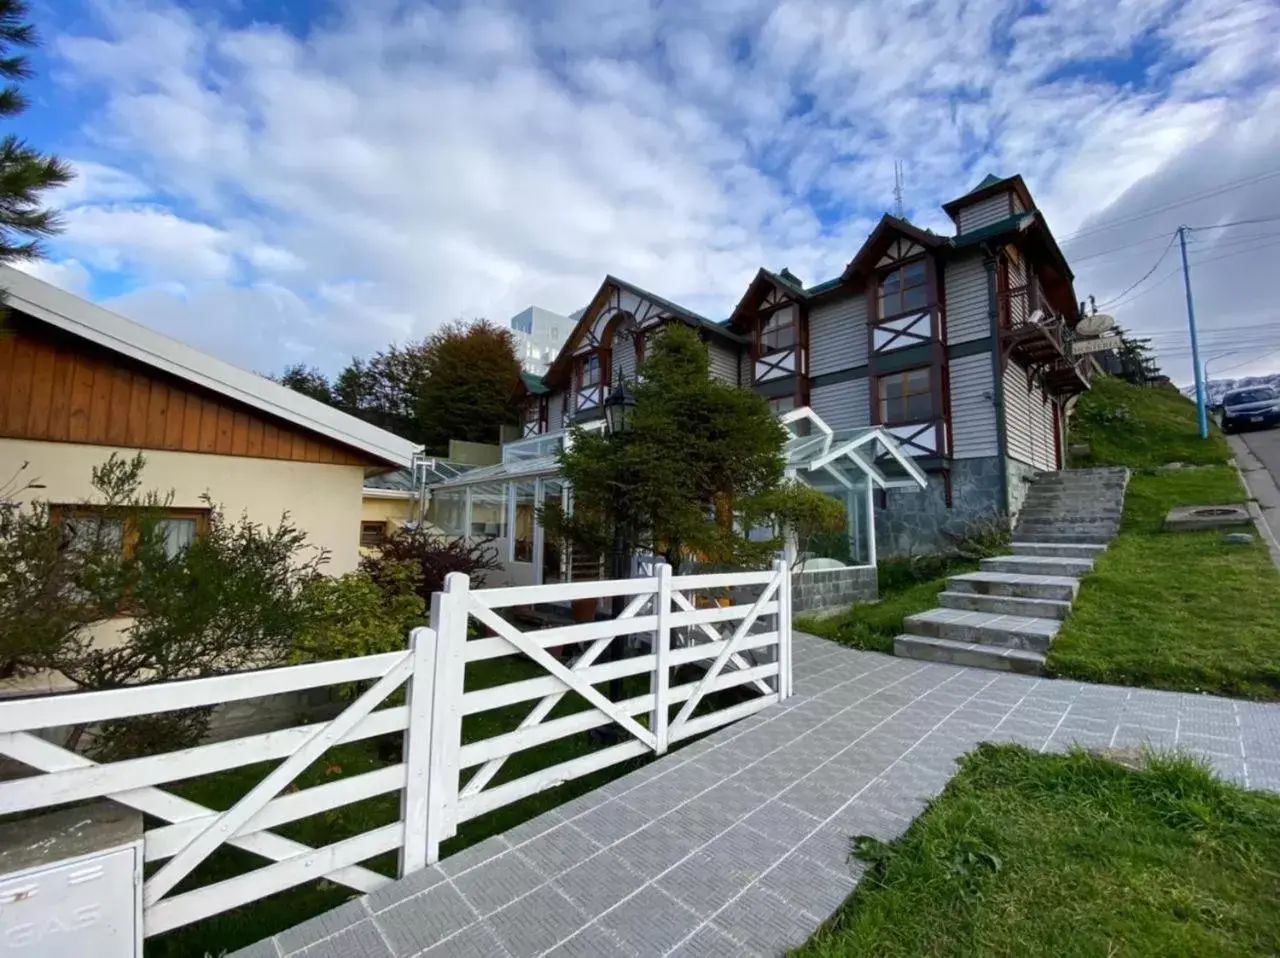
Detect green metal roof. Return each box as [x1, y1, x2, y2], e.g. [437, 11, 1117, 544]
[948, 212, 1036, 247]
[971, 173, 1005, 192]
[520, 371, 550, 395]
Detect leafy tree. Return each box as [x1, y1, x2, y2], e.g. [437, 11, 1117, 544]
[1111, 325, 1162, 386]
[333, 341, 432, 440]
[416, 319, 522, 452]
[273, 363, 334, 405]
[0, 0, 72, 265]
[542, 324, 843, 573]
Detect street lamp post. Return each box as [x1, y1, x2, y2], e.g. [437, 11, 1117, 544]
[590, 375, 637, 744]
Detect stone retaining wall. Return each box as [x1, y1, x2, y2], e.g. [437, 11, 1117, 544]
[793, 565, 878, 613]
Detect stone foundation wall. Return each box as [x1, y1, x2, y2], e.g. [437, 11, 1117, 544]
[1005, 457, 1040, 517]
[793, 565, 878, 613]
[875, 456, 1006, 558]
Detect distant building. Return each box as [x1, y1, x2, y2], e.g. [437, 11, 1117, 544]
[509, 306, 572, 374]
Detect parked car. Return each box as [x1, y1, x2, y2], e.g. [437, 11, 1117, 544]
[1221, 386, 1280, 433]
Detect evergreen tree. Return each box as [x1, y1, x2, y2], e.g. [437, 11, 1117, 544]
[273, 363, 334, 405]
[1112, 326, 1162, 386]
[0, 0, 72, 265]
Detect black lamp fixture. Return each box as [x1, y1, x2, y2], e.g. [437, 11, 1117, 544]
[603, 375, 637, 437]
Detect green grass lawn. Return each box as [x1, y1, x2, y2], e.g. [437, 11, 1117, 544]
[794, 744, 1280, 958]
[1049, 466, 1280, 698]
[797, 557, 977, 654]
[1069, 375, 1232, 469]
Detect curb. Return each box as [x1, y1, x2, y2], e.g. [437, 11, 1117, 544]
[1226, 434, 1280, 572]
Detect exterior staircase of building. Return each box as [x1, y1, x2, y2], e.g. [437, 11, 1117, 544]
[893, 467, 1130, 674]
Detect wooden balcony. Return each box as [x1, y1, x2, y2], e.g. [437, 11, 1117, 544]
[998, 284, 1067, 366]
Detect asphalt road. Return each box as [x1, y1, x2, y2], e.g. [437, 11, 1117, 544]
[1240, 426, 1280, 484]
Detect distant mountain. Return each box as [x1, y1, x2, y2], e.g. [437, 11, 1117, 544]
[1184, 373, 1280, 406]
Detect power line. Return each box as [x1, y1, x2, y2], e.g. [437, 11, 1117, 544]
[1187, 214, 1280, 232]
[1095, 232, 1178, 307]
[1058, 167, 1280, 245]
[1102, 235, 1280, 311]
[1211, 345, 1280, 376]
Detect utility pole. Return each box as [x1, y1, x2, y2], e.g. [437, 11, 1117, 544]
[1178, 225, 1208, 439]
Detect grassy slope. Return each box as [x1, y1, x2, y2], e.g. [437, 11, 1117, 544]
[797, 558, 977, 654]
[1047, 376, 1280, 698]
[794, 745, 1280, 958]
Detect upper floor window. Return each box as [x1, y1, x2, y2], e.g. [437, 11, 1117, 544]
[878, 368, 933, 423]
[768, 395, 796, 418]
[524, 398, 544, 434]
[578, 352, 601, 389]
[878, 260, 928, 318]
[760, 307, 796, 355]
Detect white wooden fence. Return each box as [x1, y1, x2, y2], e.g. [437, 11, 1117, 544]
[0, 561, 791, 939]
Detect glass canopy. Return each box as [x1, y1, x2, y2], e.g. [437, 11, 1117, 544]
[780, 408, 930, 491]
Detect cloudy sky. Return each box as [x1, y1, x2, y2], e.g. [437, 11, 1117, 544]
[14, 0, 1280, 385]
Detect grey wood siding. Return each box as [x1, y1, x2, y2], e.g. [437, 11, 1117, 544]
[949, 354, 998, 459]
[809, 379, 870, 432]
[944, 254, 991, 344]
[547, 390, 564, 433]
[1002, 361, 1057, 470]
[809, 293, 868, 376]
[707, 339, 740, 384]
[613, 335, 638, 380]
[958, 193, 1011, 233]
[739, 347, 753, 386]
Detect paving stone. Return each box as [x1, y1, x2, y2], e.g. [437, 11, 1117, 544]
[755, 851, 860, 920]
[555, 852, 648, 915]
[693, 779, 775, 820]
[486, 884, 592, 958]
[542, 921, 634, 957]
[364, 865, 447, 914]
[438, 835, 510, 878]
[613, 822, 695, 878]
[712, 886, 817, 955]
[294, 921, 391, 958]
[513, 821, 603, 879]
[417, 921, 508, 958]
[230, 941, 281, 958]
[656, 850, 760, 917]
[451, 847, 545, 914]
[565, 800, 654, 847]
[373, 881, 476, 955]
[743, 800, 823, 848]
[599, 885, 704, 955]
[276, 898, 369, 954]
[666, 922, 757, 958]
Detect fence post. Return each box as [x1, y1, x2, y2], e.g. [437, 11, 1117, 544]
[399, 626, 437, 876]
[651, 564, 672, 755]
[426, 572, 469, 858]
[775, 558, 793, 700]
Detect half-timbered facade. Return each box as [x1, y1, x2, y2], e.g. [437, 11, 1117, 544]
[500, 172, 1089, 560]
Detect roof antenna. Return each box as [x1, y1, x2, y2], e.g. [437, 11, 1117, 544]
[893, 160, 906, 219]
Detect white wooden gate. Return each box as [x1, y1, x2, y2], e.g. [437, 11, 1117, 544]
[0, 562, 792, 939]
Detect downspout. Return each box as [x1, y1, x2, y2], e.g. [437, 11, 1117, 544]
[985, 250, 1010, 515]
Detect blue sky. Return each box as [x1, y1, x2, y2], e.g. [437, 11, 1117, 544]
[15, 0, 1280, 383]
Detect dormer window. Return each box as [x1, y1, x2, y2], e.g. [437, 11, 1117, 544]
[760, 306, 796, 355]
[878, 260, 928, 318]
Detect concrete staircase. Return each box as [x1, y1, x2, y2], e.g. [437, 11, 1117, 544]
[894, 467, 1129, 674]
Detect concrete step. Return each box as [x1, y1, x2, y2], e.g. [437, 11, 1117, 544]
[1018, 505, 1124, 519]
[1011, 541, 1108, 559]
[894, 634, 1046, 674]
[903, 607, 1061, 653]
[1009, 530, 1115, 544]
[947, 570, 1079, 602]
[1017, 514, 1120, 527]
[938, 590, 1072, 619]
[981, 554, 1094, 578]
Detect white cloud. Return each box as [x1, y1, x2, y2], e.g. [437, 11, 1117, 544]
[39, 0, 1280, 384]
[13, 257, 92, 295]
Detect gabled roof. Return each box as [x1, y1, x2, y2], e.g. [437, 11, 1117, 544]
[1, 265, 419, 468]
[841, 215, 944, 280]
[543, 274, 745, 387]
[942, 173, 1035, 221]
[520, 371, 550, 396]
[727, 267, 807, 331]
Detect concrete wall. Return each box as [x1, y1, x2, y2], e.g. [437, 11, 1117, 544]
[793, 565, 878, 613]
[875, 456, 1005, 557]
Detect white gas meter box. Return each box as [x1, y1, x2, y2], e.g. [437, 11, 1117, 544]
[0, 801, 143, 957]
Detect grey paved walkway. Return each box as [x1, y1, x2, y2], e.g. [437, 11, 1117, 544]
[236, 632, 1280, 958]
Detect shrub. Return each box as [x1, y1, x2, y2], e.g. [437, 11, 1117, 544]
[361, 525, 501, 606]
[294, 561, 425, 665]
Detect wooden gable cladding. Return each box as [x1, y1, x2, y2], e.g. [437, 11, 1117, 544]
[875, 238, 925, 267]
[0, 315, 379, 467]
